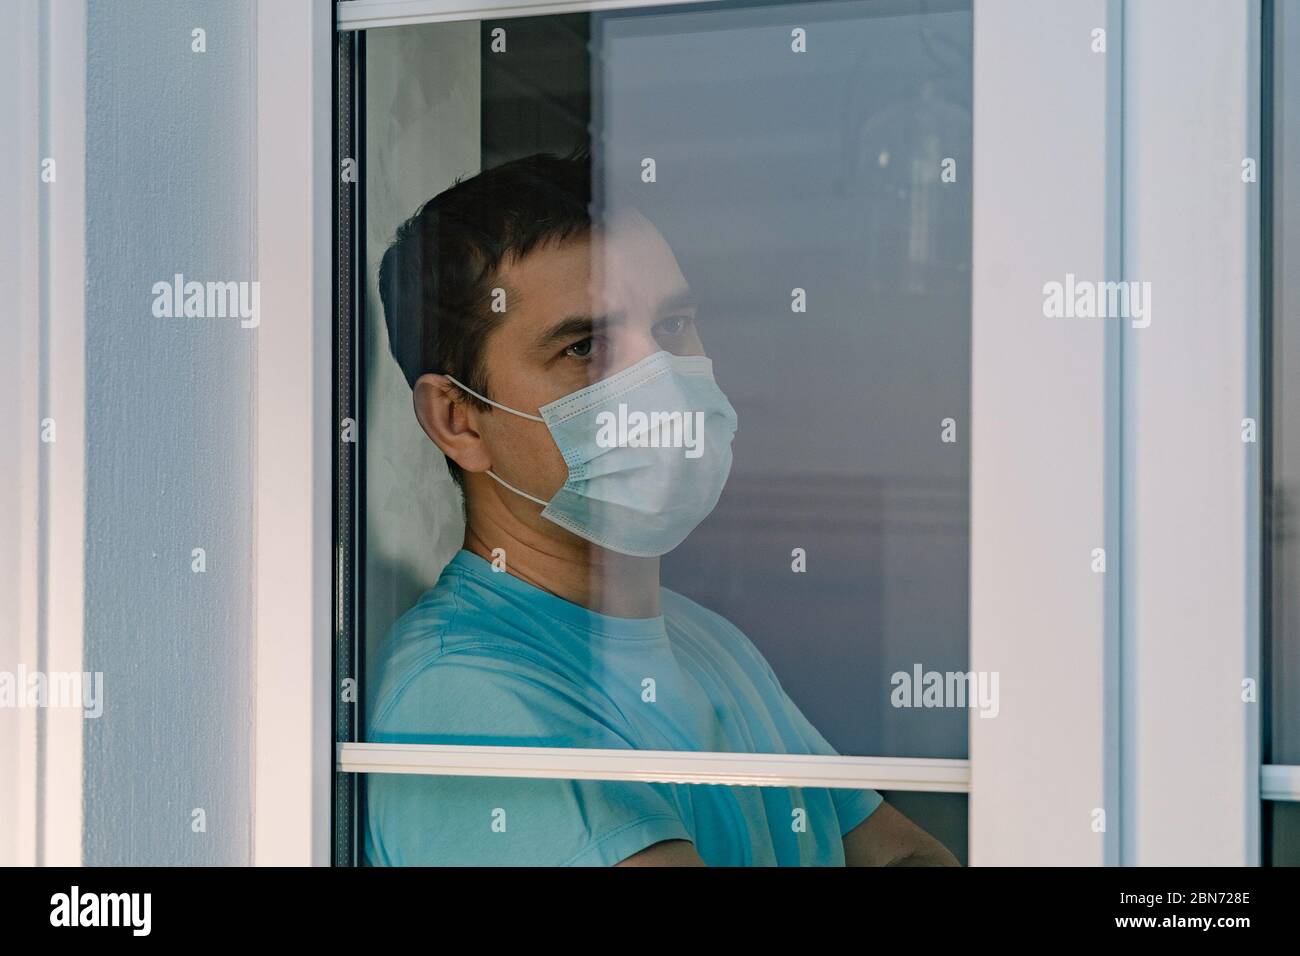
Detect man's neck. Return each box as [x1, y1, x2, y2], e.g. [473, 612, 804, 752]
[463, 519, 662, 618]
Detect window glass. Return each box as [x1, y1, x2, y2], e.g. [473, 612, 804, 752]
[594, 1, 972, 760]
[361, 773, 966, 866]
[357, 0, 970, 865]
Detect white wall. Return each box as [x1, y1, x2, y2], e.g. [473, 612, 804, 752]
[362, 23, 480, 699]
[1, 0, 259, 866]
[0, 0, 38, 869]
[81, 0, 258, 866]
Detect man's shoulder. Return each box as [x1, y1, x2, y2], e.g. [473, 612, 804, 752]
[376, 558, 548, 662]
[660, 587, 775, 680]
[366, 569, 556, 733]
[367, 573, 464, 687]
[660, 585, 731, 629]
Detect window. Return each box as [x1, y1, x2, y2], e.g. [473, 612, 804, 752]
[337, 0, 972, 866]
[326, 0, 1265, 869]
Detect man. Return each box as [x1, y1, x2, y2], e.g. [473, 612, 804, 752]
[366, 146, 958, 867]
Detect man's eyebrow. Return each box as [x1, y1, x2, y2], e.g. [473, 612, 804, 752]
[531, 290, 695, 351]
[658, 288, 697, 314]
[533, 312, 622, 350]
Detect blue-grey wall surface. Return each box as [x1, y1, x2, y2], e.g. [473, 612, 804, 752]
[83, 0, 255, 865]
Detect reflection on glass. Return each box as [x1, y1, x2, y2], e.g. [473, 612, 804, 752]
[359, 0, 971, 866]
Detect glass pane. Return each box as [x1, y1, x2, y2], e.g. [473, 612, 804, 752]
[362, 772, 963, 866]
[358, 0, 971, 865]
[594, 3, 971, 762]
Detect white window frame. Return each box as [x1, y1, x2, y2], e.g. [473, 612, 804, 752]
[1119, 0, 1263, 866]
[968, 0, 1122, 867]
[970, 0, 1272, 866]
[253, 0, 335, 865]
[205, 0, 1296, 866]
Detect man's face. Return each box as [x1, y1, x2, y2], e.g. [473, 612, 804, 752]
[471, 207, 706, 518]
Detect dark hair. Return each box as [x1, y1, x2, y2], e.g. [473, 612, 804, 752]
[377, 145, 594, 488]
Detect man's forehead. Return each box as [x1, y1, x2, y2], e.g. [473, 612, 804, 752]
[496, 215, 685, 312]
[594, 208, 680, 274]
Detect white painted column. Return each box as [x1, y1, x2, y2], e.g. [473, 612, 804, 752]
[1121, 0, 1261, 866]
[969, 0, 1122, 866]
[254, 0, 335, 866]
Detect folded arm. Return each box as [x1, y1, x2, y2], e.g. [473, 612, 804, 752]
[843, 800, 960, 866]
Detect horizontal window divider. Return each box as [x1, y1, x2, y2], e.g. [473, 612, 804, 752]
[337, 0, 710, 31]
[337, 743, 971, 792]
[1262, 765, 1300, 802]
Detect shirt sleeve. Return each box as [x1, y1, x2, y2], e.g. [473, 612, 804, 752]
[752, 652, 885, 837]
[365, 653, 694, 866]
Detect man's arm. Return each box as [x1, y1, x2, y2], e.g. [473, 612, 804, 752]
[613, 803, 960, 867]
[843, 800, 960, 866]
[615, 839, 707, 866]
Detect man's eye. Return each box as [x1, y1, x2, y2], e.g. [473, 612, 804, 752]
[658, 315, 694, 335]
[564, 337, 594, 359]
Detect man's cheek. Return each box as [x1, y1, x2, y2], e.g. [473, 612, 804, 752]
[495, 426, 568, 494]
[537, 436, 571, 495]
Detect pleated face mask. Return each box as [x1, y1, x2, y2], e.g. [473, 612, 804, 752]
[446, 350, 738, 557]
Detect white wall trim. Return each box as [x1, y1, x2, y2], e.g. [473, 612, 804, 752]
[254, 0, 335, 866]
[1121, 0, 1261, 866]
[969, 0, 1121, 866]
[1, 0, 49, 869]
[340, 743, 971, 792]
[41, 0, 89, 871]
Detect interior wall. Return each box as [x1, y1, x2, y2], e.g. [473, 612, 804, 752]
[362, 23, 481, 707]
[81, 0, 257, 865]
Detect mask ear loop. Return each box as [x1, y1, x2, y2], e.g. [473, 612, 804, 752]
[482, 469, 550, 506]
[443, 374, 545, 422]
[442, 374, 550, 507]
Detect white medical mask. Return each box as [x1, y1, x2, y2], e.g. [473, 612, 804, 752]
[447, 350, 738, 557]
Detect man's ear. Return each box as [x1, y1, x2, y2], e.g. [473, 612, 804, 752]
[412, 373, 493, 474]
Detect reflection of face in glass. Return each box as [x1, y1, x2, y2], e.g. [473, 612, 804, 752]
[445, 208, 739, 557]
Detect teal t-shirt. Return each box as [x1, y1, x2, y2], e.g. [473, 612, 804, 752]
[364, 549, 882, 866]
